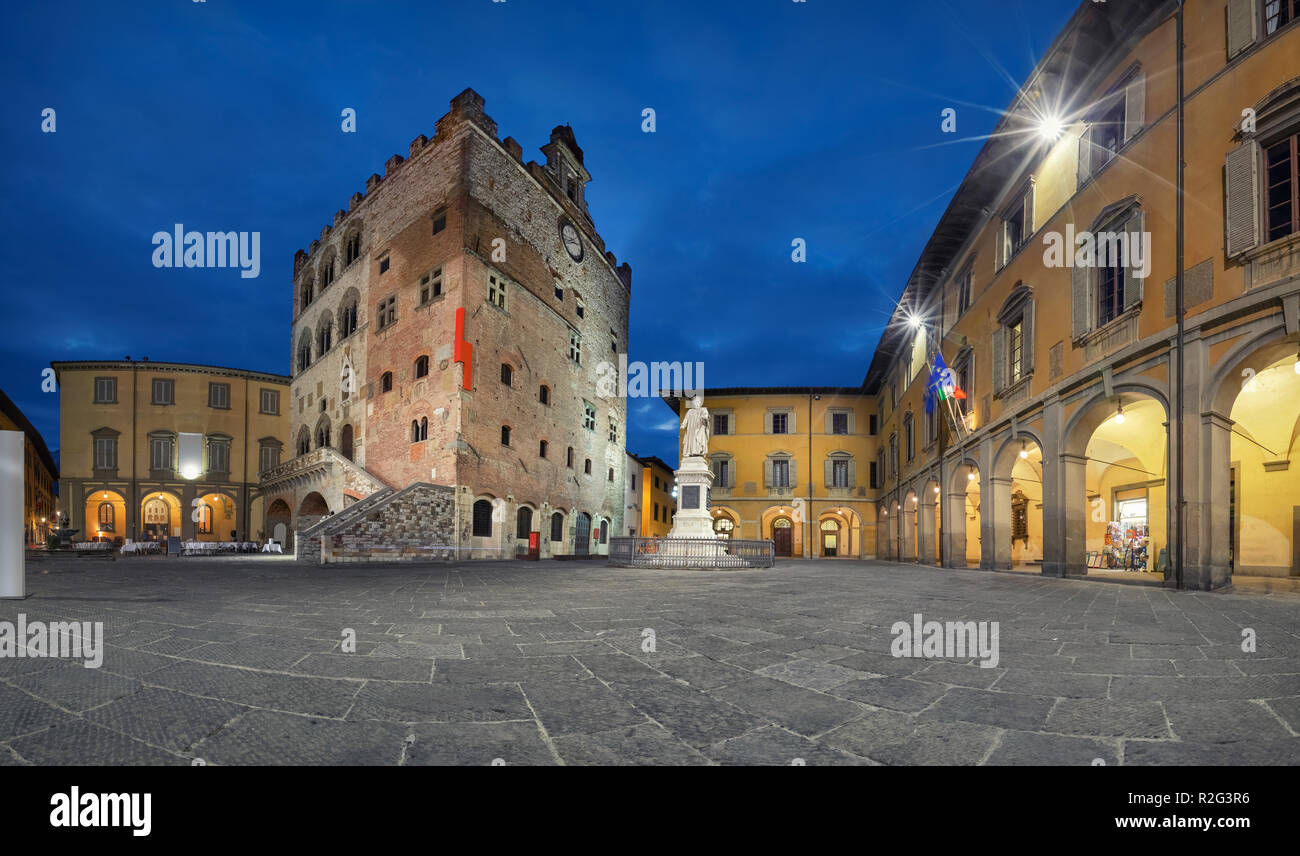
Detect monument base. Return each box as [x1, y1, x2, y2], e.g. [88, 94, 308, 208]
[668, 456, 716, 539]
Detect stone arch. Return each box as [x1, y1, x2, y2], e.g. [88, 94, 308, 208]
[316, 309, 334, 355]
[919, 476, 941, 566]
[711, 506, 739, 539]
[1203, 333, 1300, 584]
[1062, 388, 1169, 577]
[943, 460, 982, 568]
[1063, 381, 1170, 457]
[296, 329, 313, 374]
[901, 489, 919, 561]
[299, 492, 329, 516]
[314, 414, 332, 449]
[139, 490, 181, 542]
[337, 286, 362, 339]
[266, 498, 292, 549]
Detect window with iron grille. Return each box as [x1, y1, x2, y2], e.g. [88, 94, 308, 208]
[472, 500, 493, 537]
[1265, 132, 1298, 243]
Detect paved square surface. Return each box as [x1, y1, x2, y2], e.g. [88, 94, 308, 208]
[3, 555, 1299, 765]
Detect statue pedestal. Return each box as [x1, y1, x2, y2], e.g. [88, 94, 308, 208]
[668, 456, 716, 539]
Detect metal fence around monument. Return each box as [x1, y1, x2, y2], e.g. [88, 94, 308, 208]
[607, 537, 774, 569]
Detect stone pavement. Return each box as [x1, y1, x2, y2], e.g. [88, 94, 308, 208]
[2, 554, 1299, 765]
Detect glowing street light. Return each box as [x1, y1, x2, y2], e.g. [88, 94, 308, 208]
[1037, 114, 1064, 142]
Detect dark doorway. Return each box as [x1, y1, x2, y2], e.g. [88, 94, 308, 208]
[772, 517, 793, 557]
[575, 512, 591, 556]
[341, 424, 354, 461]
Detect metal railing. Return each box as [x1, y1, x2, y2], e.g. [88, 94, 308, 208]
[608, 537, 774, 569]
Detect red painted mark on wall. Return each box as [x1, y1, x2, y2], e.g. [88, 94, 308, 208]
[453, 306, 473, 390]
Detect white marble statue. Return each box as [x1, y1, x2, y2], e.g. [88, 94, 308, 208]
[680, 396, 711, 459]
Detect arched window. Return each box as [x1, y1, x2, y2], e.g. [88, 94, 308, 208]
[196, 503, 213, 534]
[411, 420, 420, 442]
[316, 423, 331, 449]
[322, 254, 336, 286]
[420, 417, 428, 440]
[301, 279, 314, 311]
[501, 425, 511, 446]
[340, 301, 358, 337]
[381, 372, 393, 393]
[297, 336, 312, 373]
[608, 467, 614, 482]
[415, 355, 429, 378]
[472, 500, 493, 537]
[296, 427, 310, 457]
[143, 498, 168, 525]
[584, 458, 592, 475]
[550, 511, 564, 542]
[516, 506, 533, 539]
[539, 385, 550, 405]
[539, 440, 548, 458]
[97, 502, 115, 532]
[344, 232, 362, 266]
[501, 363, 513, 386]
[317, 321, 332, 355]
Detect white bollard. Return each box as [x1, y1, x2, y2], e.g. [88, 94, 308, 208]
[0, 431, 25, 599]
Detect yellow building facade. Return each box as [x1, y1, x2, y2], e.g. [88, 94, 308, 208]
[52, 360, 290, 544]
[666, 388, 878, 558]
[636, 455, 676, 538]
[0, 387, 59, 546]
[866, 0, 1299, 588]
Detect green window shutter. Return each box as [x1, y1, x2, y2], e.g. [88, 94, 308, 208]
[1078, 126, 1092, 185]
[1123, 72, 1146, 142]
[1124, 209, 1146, 311]
[1226, 0, 1257, 59]
[1225, 141, 1261, 257]
[992, 326, 1007, 395]
[1022, 297, 1036, 376]
[1071, 261, 1091, 340]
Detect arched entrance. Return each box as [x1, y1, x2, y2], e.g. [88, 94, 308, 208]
[771, 516, 794, 557]
[993, 436, 1045, 571]
[712, 507, 738, 539]
[340, 424, 354, 461]
[901, 490, 918, 561]
[575, 512, 592, 556]
[1223, 353, 1300, 577]
[943, 463, 981, 568]
[1065, 391, 1167, 576]
[85, 489, 126, 542]
[140, 491, 181, 542]
[266, 498, 292, 548]
[196, 492, 238, 541]
[919, 479, 941, 566]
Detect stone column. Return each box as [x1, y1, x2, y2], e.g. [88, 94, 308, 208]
[1039, 397, 1067, 577]
[943, 490, 967, 568]
[902, 502, 917, 561]
[990, 476, 1014, 569]
[1194, 411, 1234, 590]
[1061, 453, 1088, 576]
[918, 497, 937, 566]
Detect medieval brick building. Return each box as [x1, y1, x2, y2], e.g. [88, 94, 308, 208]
[262, 89, 631, 560]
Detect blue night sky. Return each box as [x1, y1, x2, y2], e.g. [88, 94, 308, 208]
[0, 0, 1080, 467]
